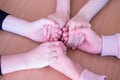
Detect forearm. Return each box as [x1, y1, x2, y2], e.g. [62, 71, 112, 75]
[56, 0, 70, 16]
[77, 0, 109, 21]
[65, 59, 83, 80]
[1, 53, 28, 74]
[2, 15, 29, 37]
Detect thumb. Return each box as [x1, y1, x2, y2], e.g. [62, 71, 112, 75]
[56, 46, 67, 56]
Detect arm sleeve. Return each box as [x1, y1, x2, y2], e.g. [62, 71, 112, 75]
[101, 33, 120, 59]
[79, 69, 107, 80]
[0, 10, 9, 30]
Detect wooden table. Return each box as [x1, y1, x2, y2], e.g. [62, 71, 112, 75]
[0, 0, 120, 80]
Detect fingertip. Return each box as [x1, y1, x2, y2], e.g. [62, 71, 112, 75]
[64, 37, 68, 41]
[54, 38, 58, 41]
[62, 27, 68, 32]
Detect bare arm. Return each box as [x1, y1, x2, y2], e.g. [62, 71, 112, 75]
[56, 0, 70, 16]
[77, 0, 109, 21]
[47, 0, 70, 28]
[1, 42, 59, 74]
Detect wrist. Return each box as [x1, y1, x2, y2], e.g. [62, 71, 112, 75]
[23, 52, 35, 69]
[55, 10, 70, 20]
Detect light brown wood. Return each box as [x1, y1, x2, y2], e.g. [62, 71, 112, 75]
[0, 0, 120, 80]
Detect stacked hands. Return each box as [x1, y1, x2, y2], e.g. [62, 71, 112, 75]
[1, 0, 110, 79]
[2, 10, 104, 80]
[20, 13, 102, 80]
[25, 13, 102, 54]
[0, 0, 112, 79]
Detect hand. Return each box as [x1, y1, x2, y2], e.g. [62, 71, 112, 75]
[47, 12, 69, 28]
[77, 27, 102, 54]
[1, 41, 65, 74]
[25, 18, 62, 42]
[62, 15, 91, 46]
[26, 41, 64, 69]
[50, 42, 83, 80]
[65, 27, 102, 54]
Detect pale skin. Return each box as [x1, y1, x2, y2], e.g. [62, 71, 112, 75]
[46, 0, 70, 41]
[62, 0, 109, 49]
[0, 0, 109, 79]
[67, 27, 102, 54]
[1, 0, 70, 42]
[2, 15, 62, 42]
[47, 0, 70, 28]
[49, 41, 84, 80]
[1, 41, 62, 74]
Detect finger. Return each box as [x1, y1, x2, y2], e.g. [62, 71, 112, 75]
[55, 32, 61, 38]
[61, 37, 64, 41]
[49, 57, 57, 64]
[50, 38, 54, 42]
[43, 25, 48, 37]
[64, 37, 68, 41]
[70, 30, 80, 49]
[56, 29, 62, 35]
[63, 32, 68, 37]
[47, 25, 52, 41]
[72, 33, 81, 50]
[48, 51, 58, 57]
[64, 39, 68, 44]
[49, 41, 61, 46]
[58, 41, 67, 52]
[67, 32, 74, 48]
[53, 37, 58, 41]
[46, 42, 58, 49]
[56, 46, 66, 55]
[78, 33, 85, 46]
[72, 34, 77, 50]
[62, 27, 68, 32]
[68, 23, 76, 32]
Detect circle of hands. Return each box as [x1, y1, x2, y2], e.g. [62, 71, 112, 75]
[26, 13, 102, 80]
